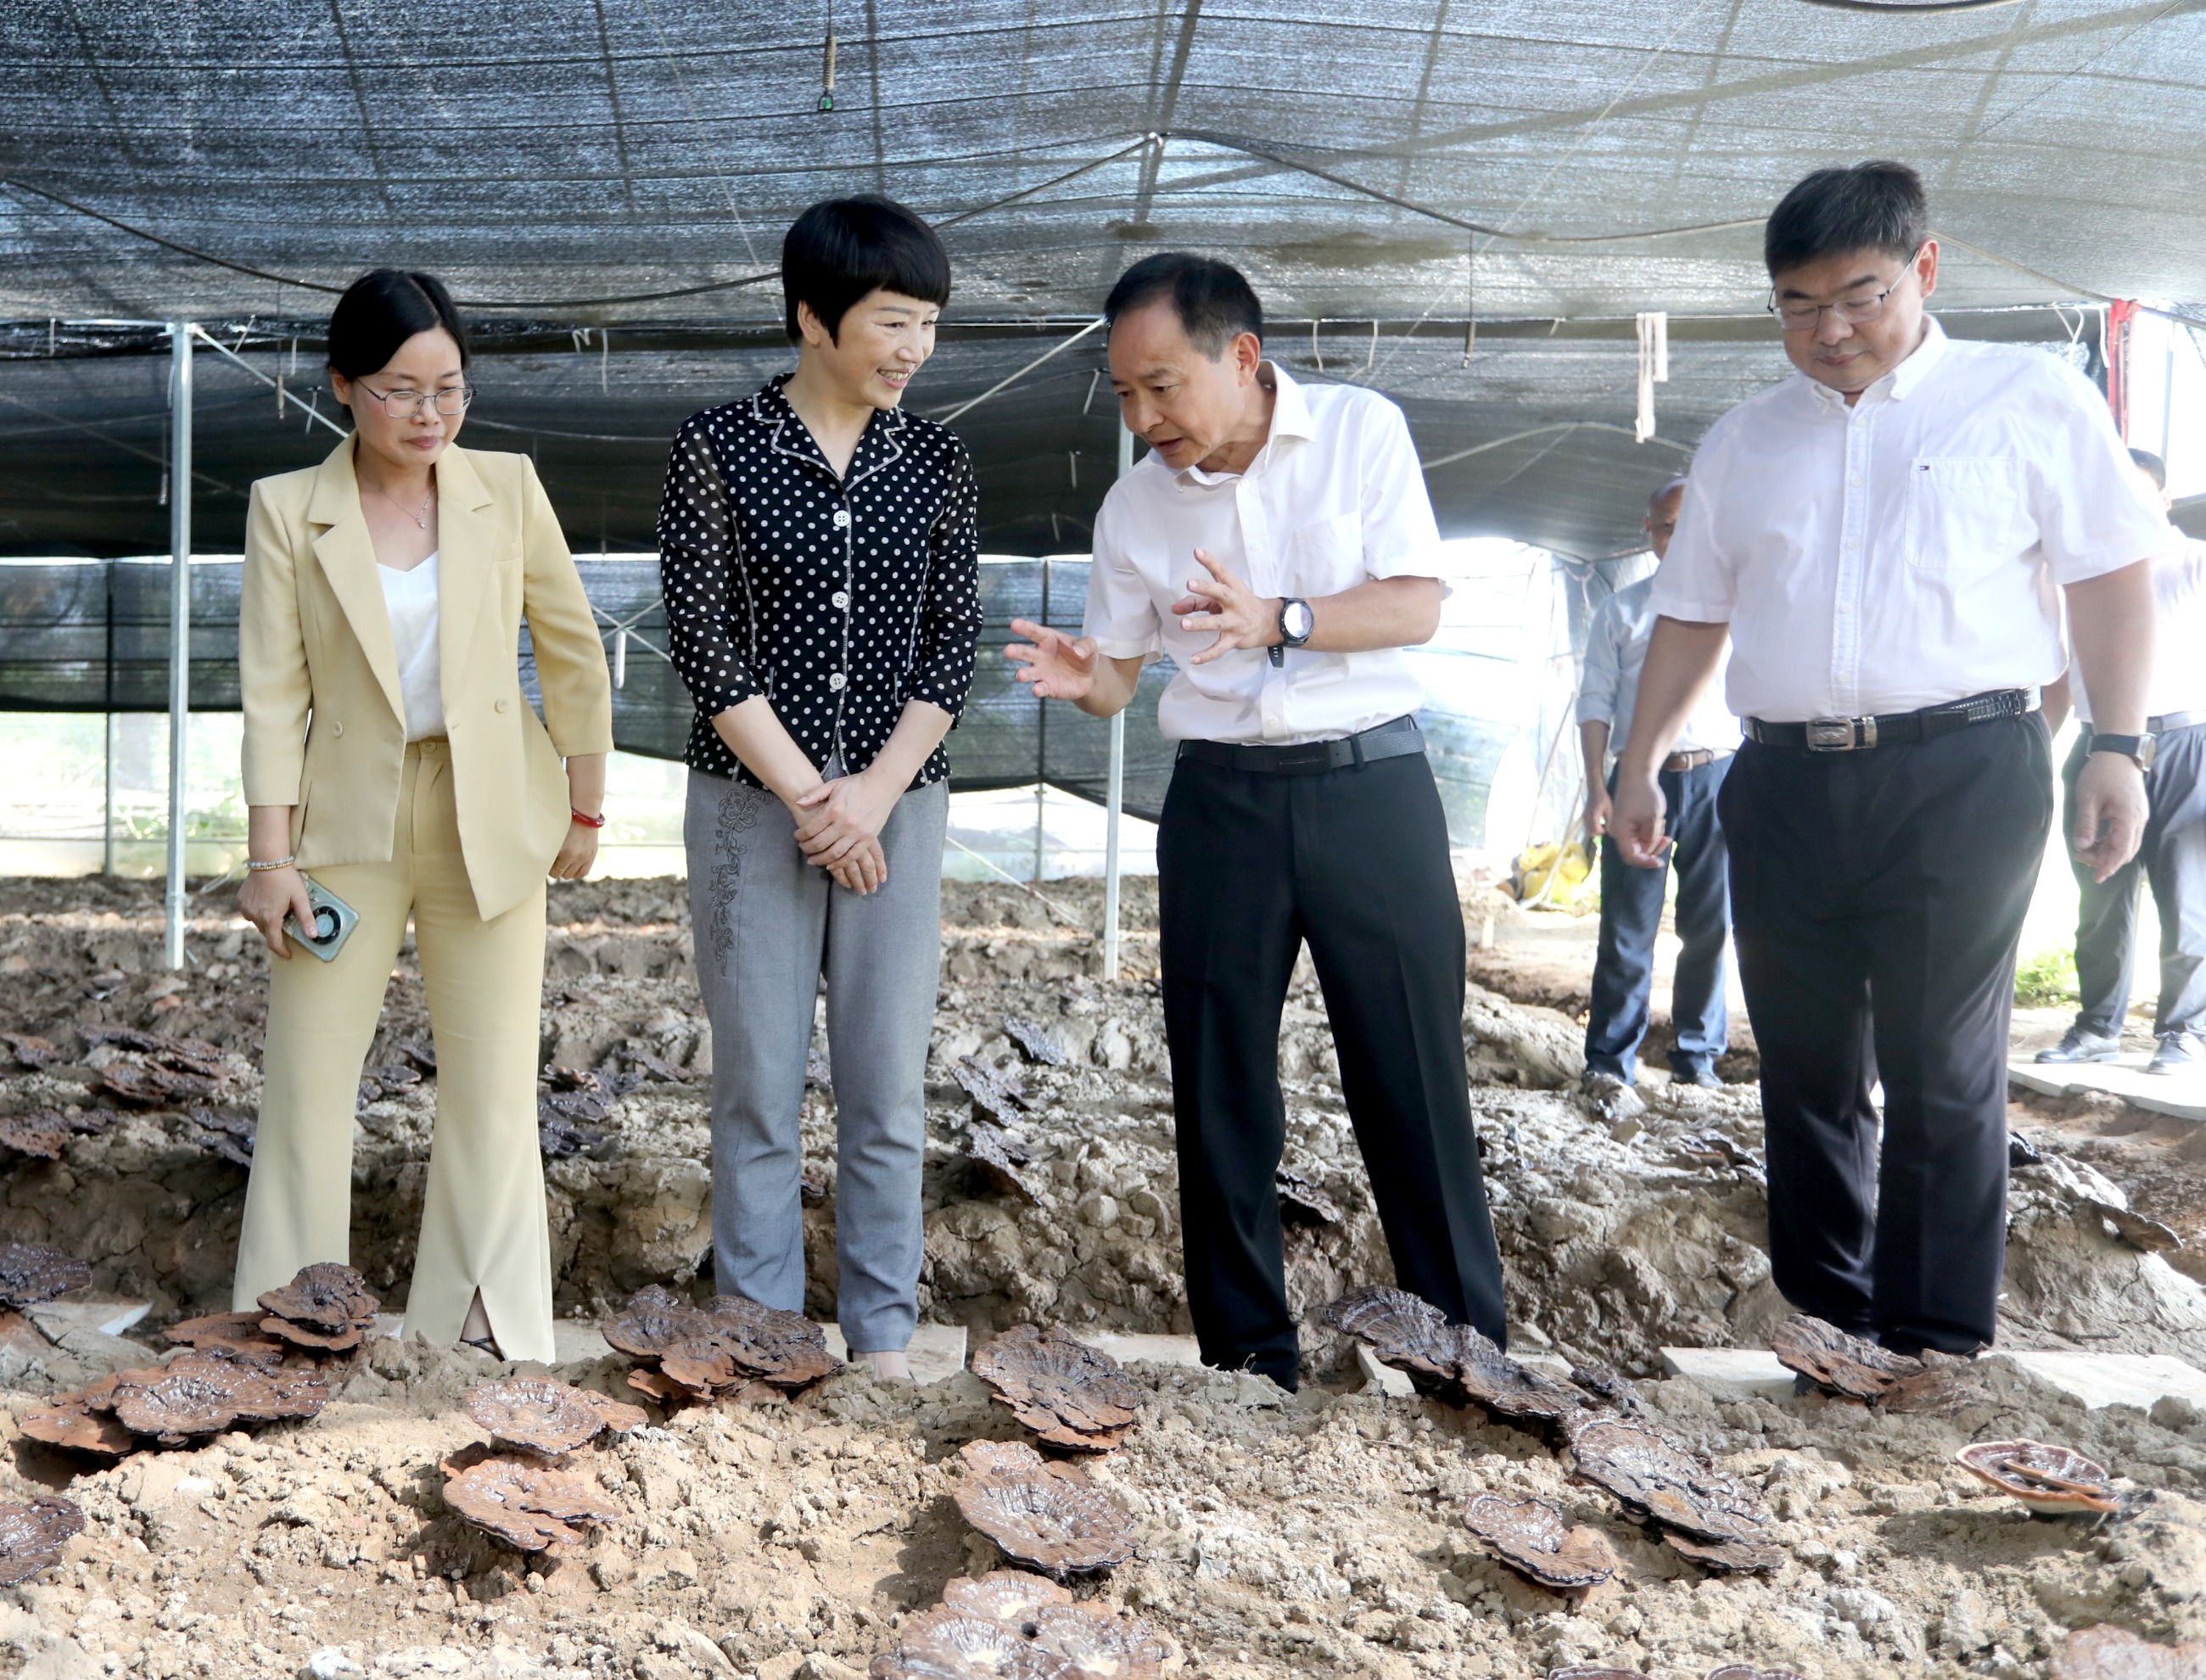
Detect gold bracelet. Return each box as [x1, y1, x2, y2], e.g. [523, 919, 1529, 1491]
[245, 854, 297, 872]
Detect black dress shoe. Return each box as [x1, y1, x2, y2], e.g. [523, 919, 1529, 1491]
[2035, 1028, 2120, 1064]
[2147, 1033, 2202, 1076]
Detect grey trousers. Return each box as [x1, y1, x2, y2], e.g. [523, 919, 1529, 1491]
[684, 768, 949, 1352]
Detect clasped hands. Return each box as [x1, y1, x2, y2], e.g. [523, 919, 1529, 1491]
[790, 767, 899, 895]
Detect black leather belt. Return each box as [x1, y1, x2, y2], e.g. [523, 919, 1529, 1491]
[1176, 715, 1425, 775]
[2149, 710, 2206, 734]
[1744, 687, 2038, 753]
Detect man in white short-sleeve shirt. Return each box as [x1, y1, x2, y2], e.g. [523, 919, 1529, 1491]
[1611, 161, 2162, 1358]
[1005, 254, 1506, 1390]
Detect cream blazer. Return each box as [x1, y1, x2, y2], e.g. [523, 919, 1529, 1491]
[241, 436, 615, 920]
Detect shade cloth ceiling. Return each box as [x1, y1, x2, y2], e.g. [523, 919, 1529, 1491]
[3, 0, 2204, 558]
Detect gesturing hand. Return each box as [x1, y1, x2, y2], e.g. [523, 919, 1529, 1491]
[1005, 619, 1100, 700]
[1172, 548, 1282, 667]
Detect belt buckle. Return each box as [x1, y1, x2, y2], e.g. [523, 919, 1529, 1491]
[1806, 717, 1867, 752]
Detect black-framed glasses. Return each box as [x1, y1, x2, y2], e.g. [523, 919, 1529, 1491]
[1767, 248, 1922, 332]
[356, 382, 473, 417]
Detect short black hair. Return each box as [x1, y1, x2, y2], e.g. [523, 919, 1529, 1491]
[1764, 161, 1928, 279]
[2130, 447, 2169, 490]
[1103, 253, 1263, 356]
[326, 269, 469, 379]
[781, 196, 951, 343]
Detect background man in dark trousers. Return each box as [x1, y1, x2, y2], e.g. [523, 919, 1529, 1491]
[1576, 478, 1739, 1122]
[1611, 161, 2163, 1358]
[2037, 446, 2206, 1075]
[1004, 253, 1507, 1390]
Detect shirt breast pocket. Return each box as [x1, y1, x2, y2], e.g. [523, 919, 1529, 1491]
[1285, 511, 1364, 595]
[1906, 456, 2030, 576]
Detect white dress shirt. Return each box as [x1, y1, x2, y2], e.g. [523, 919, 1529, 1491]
[2074, 534, 2206, 725]
[1083, 361, 1450, 744]
[378, 550, 446, 742]
[1577, 574, 1738, 760]
[1652, 317, 2168, 724]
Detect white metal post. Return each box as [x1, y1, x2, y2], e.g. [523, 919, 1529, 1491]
[165, 322, 193, 969]
[1102, 420, 1134, 980]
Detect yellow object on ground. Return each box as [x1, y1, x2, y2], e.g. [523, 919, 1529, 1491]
[1511, 840, 1594, 908]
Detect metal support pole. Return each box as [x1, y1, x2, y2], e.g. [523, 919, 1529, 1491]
[102, 713, 115, 876]
[1103, 419, 1134, 980]
[1033, 557, 1050, 883]
[164, 322, 193, 968]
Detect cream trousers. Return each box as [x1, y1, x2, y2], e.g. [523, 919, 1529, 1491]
[232, 739, 555, 1362]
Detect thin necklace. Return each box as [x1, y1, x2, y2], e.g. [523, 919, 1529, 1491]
[369, 483, 434, 530]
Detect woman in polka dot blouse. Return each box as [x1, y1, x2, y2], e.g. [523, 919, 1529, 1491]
[657, 197, 982, 1380]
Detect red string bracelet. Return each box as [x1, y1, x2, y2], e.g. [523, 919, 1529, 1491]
[569, 808, 607, 829]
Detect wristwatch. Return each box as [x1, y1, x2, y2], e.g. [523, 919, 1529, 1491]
[2090, 732, 2157, 771]
[1269, 597, 1315, 669]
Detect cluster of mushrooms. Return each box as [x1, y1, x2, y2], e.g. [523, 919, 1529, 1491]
[1771, 1316, 2123, 1518]
[440, 1377, 642, 1556]
[16, 1262, 379, 1460]
[600, 1285, 840, 1404]
[871, 1571, 1174, 1680]
[1325, 1285, 1783, 1588]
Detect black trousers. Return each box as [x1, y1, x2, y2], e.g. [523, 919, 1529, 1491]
[1719, 714, 2052, 1355]
[1586, 756, 1733, 1082]
[1156, 748, 1508, 1388]
[2063, 724, 2206, 1041]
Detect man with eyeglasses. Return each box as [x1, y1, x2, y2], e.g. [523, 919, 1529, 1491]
[1609, 161, 2162, 1360]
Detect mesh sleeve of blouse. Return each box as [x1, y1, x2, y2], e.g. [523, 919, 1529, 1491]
[905, 440, 983, 719]
[656, 415, 761, 716]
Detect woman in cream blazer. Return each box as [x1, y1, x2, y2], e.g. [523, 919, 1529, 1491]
[232, 270, 613, 1363]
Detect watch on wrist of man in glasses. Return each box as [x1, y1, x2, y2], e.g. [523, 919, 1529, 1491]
[1268, 596, 1315, 669]
[2090, 732, 2157, 772]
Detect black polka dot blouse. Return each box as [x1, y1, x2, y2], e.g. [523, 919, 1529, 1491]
[656, 374, 983, 789]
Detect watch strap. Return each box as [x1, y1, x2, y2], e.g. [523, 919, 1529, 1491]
[2090, 732, 2157, 770]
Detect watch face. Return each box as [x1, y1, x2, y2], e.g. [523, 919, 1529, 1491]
[1285, 600, 1315, 640]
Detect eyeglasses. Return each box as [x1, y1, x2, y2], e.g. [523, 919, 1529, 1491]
[355, 382, 473, 417]
[1767, 249, 1921, 332]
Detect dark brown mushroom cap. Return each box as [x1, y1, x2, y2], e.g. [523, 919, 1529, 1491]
[2050, 1624, 2206, 1680]
[465, 1378, 620, 1455]
[0, 1032, 59, 1068]
[576, 1388, 647, 1435]
[1660, 1529, 1785, 1574]
[0, 1241, 91, 1308]
[443, 1452, 624, 1556]
[1001, 1016, 1069, 1068]
[624, 1367, 690, 1406]
[98, 1062, 219, 1107]
[256, 1262, 378, 1332]
[697, 1296, 839, 1389]
[1770, 1314, 1922, 1402]
[971, 1324, 1141, 1450]
[1319, 1285, 1464, 1390]
[0, 1495, 84, 1587]
[1463, 1494, 1616, 1591]
[0, 1112, 73, 1160]
[1955, 1440, 2119, 1514]
[164, 1311, 288, 1364]
[1565, 1414, 1772, 1544]
[260, 1315, 366, 1352]
[2084, 1200, 2186, 1254]
[1456, 1332, 1595, 1425]
[954, 1438, 1139, 1579]
[938, 1570, 1075, 1627]
[601, 1285, 710, 1359]
[18, 1385, 133, 1459]
[1274, 1168, 1341, 1227]
[954, 1056, 1027, 1124]
[109, 1351, 327, 1437]
[965, 1123, 1041, 1205]
[894, 1610, 1038, 1677]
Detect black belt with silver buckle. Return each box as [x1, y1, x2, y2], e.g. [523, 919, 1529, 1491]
[1744, 688, 2039, 753]
[1175, 715, 1425, 775]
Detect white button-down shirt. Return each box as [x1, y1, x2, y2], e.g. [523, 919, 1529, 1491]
[1083, 362, 1449, 744]
[1577, 574, 1738, 759]
[2074, 535, 2206, 725]
[1652, 317, 2168, 723]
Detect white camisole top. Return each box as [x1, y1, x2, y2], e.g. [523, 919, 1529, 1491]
[377, 551, 446, 741]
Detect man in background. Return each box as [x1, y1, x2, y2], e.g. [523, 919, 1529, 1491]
[2037, 447, 2206, 1075]
[1576, 479, 1739, 1122]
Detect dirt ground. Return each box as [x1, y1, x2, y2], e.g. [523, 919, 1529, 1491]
[0, 875, 2203, 1678]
